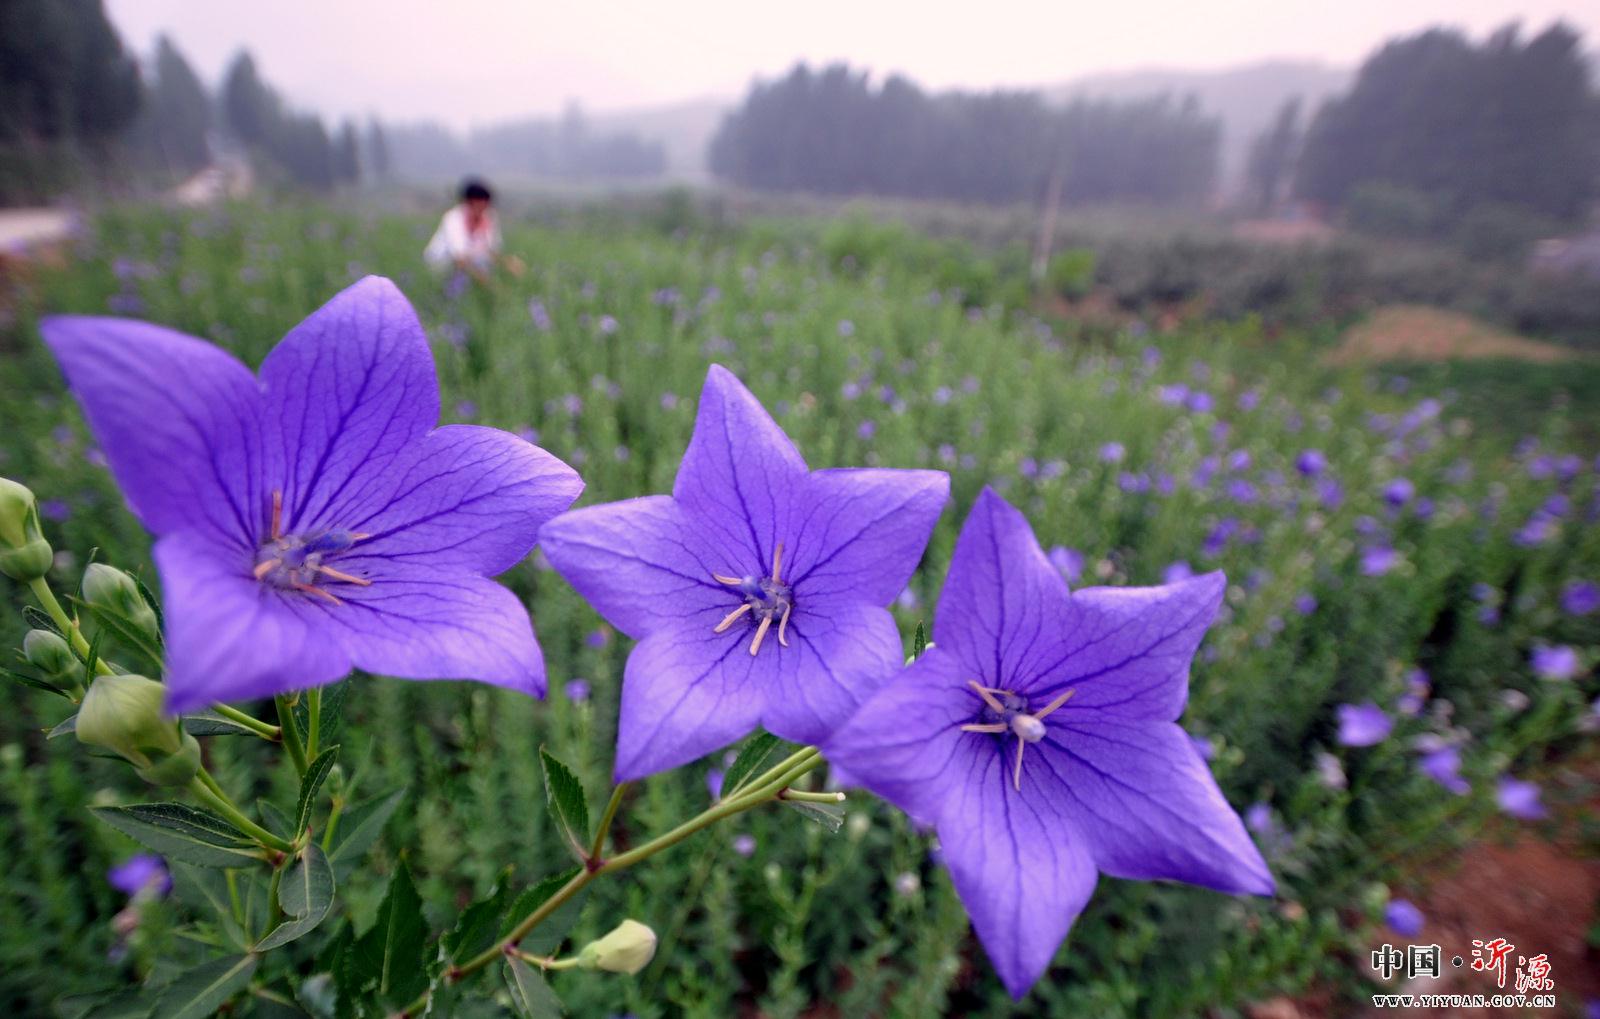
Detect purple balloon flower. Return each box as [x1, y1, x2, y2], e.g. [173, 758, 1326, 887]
[1561, 580, 1600, 616]
[1336, 702, 1393, 747]
[1385, 899, 1424, 937]
[539, 365, 948, 781]
[1047, 545, 1085, 584]
[42, 277, 583, 710]
[1530, 645, 1579, 681]
[1360, 545, 1399, 576]
[1295, 449, 1327, 477]
[823, 489, 1271, 999]
[108, 854, 171, 898]
[1419, 746, 1469, 795]
[1495, 776, 1546, 820]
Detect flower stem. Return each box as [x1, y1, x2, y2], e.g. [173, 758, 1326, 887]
[189, 771, 295, 855]
[27, 576, 109, 678]
[275, 695, 307, 776]
[305, 687, 322, 760]
[588, 783, 629, 861]
[404, 746, 828, 1015]
[209, 702, 281, 742]
[508, 948, 582, 970]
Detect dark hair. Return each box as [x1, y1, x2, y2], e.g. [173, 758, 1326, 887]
[460, 178, 492, 203]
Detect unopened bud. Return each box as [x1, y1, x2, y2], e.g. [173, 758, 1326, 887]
[23, 629, 77, 682]
[82, 564, 160, 644]
[0, 477, 38, 548]
[0, 538, 53, 582]
[76, 674, 198, 786]
[577, 919, 657, 974]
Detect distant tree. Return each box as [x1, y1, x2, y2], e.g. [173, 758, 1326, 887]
[221, 52, 275, 147]
[334, 120, 361, 183]
[1244, 97, 1301, 214]
[709, 63, 1219, 206]
[364, 118, 391, 180]
[140, 35, 211, 175]
[0, 0, 140, 144]
[1296, 22, 1599, 222]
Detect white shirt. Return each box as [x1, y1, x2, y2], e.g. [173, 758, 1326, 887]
[423, 205, 502, 269]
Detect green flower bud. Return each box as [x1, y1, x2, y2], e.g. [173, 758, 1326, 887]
[22, 629, 78, 681]
[76, 674, 194, 785]
[576, 919, 657, 974]
[0, 539, 53, 582]
[0, 477, 38, 548]
[81, 564, 160, 644]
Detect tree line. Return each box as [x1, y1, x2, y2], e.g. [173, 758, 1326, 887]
[1245, 21, 1597, 248]
[385, 105, 666, 183]
[708, 64, 1220, 206]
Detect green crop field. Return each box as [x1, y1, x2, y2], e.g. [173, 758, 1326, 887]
[1, 199, 1596, 1017]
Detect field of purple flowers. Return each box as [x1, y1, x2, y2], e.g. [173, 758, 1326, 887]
[0, 199, 1596, 1017]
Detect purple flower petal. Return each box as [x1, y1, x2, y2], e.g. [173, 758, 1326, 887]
[1336, 702, 1393, 747]
[1495, 776, 1546, 820]
[784, 468, 949, 606]
[612, 629, 766, 781]
[259, 278, 440, 540]
[1385, 899, 1424, 937]
[40, 316, 265, 547]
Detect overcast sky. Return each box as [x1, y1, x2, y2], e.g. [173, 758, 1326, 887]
[106, 0, 1598, 129]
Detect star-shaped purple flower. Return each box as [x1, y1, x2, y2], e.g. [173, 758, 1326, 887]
[539, 365, 948, 781]
[824, 488, 1272, 998]
[43, 277, 582, 711]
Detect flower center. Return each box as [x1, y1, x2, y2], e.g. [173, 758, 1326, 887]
[961, 681, 1075, 791]
[253, 491, 371, 604]
[711, 542, 793, 656]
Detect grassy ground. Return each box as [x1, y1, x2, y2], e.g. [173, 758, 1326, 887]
[0, 199, 1596, 1018]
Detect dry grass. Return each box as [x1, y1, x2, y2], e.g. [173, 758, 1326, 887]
[1328, 305, 1579, 365]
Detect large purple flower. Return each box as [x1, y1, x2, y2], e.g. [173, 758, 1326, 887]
[43, 277, 582, 711]
[824, 488, 1272, 998]
[539, 365, 948, 781]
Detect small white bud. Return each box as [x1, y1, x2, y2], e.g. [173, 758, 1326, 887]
[577, 919, 657, 974]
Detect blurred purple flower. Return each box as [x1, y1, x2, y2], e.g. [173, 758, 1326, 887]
[1336, 702, 1392, 747]
[1561, 580, 1599, 616]
[1385, 899, 1424, 937]
[108, 855, 171, 898]
[1495, 776, 1546, 820]
[1163, 561, 1195, 584]
[1530, 645, 1578, 681]
[1360, 545, 1399, 576]
[564, 678, 591, 702]
[1099, 442, 1125, 464]
[1047, 545, 1085, 584]
[732, 833, 756, 857]
[1419, 747, 1469, 795]
[1382, 478, 1414, 508]
[1293, 593, 1318, 616]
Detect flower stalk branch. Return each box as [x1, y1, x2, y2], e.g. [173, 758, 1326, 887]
[189, 771, 294, 855]
[404, 747, 828, 1016]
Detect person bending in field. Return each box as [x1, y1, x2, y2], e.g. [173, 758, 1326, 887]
[423, 178, 524, 283]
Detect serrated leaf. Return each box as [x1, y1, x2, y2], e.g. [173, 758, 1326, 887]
[442, 875, 513, 963]
[781, 798, 847, 832]
[181, 712, 261, 737]
[913, 620, 929, 659]
[291, 682, 349, 750]
[351, 861, 428, 1007]
[326, 787, 405, 881]
[720, 731, 783, 798]
[257, 843, 335, 951]
[505, 958, 564, 1018]
[92, 803, 266, 868]
[500, 868, 587, 957]
[296, 746, 339, 835]
[539, 748, 589, 858]
[151, 953, 259, 1019]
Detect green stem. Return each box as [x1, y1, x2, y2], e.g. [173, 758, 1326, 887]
[209, 702, 281, 742]
[321, 796, 345, 853]
[305, 687, 322, 760]
[508, 949, 581, 971]
[777, 789, 845, 804]
[275, 695, 308, 776]
[264, 859, 286, 932]
[188, 773, 295, 855]
[588, 783, 629, 861]
[27, 577, 110, 677]
[407, 747, 828, 1015]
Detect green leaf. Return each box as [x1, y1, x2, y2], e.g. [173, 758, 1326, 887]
[912, 620, 929, 659]
[258, 800, 295, 842]
[539, 747, 589, 857]
[170, 863, 252, 952]
[92, 803, 265, 868]
[504, 958, 564, 1018]
[350, 861, 429, 1007]
[326, 787, 405, 881]
[720, 730, 783, 798]
[2, 665, 71, 698]
[442, 873, 513, 963]
[181, 711, 261, 737]
[295, 746, 340, 835]
[500, 868, 587, 957]
[75, 595, 163, 672]
[291, 681, 350, 748]
[780, 798, 847, 833]
[47, 713, 76, 738]
[257, 843, 335, 951]
[130, 570, 165, 640]
[151, 953, 259, 1019]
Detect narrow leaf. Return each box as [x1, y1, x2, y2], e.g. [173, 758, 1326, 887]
[721, 731, 783, 798]
[351, 861, 428, 1006]
[257, 843, 335, 951]
[3, 666, 71, 698]
[75, 596, 163, 672]
[913, 620, 929, 659]
[47, 713, 77, 738]
[539, 747, 589, 858]
[781, 798, 847, 833]
[326, 787, 406, 880]
[505, 958, 564, 1018]
[92, 803, 265, 868]
[295, 746, 340, 835]
[182, 712, 261, 737]
[151, 953, 259, 1019]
